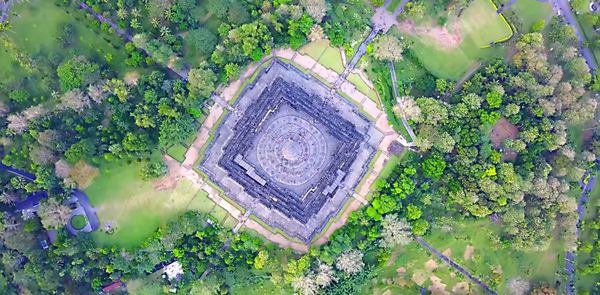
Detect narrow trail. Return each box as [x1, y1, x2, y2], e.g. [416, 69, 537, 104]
[78, 1, 189, 80]
[414, 237, 498, 295]
[389, 62, 417, 142]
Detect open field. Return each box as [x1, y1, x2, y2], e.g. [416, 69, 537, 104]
[400, 0, 511, 80]
[366, 218, 564, 294]
[85, 160, 226, 248]
[0, 0, 128, 100]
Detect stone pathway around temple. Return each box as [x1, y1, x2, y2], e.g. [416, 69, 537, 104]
[169, 47, 410, 251]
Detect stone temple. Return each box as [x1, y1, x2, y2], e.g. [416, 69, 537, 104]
[201, 60, 383, 242]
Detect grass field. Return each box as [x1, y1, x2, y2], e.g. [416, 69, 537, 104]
[367, 218, 564, 294]
[85, 160, 225, 248]
[403, 0, 511, 80]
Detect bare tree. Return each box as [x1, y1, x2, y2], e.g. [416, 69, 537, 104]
[314, 263, 337, 288]
[507, 277, 530, 295]
[380, 214, 412, 248]
[372, 35, 403, 62]
[37, 198, 71, 230]
[7, 113, 28, 134]
[335, 249, 364, 274]
[30, 146, 57, 166]
[291, 275, 319, 295]
[60, 89, 90, 113]
[299, 0, 327, 22]
[393, 96, 421, 121]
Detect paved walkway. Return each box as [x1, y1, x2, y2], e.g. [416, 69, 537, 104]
[549, 0, 597, 73]
[565, 173, 597, 295]
[414, 237, 498, 295]
[0, 0, 13, 23]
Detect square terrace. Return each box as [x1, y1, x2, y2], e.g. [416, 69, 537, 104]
[201, 60, 383, 242]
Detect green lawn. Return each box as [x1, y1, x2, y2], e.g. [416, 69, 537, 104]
[86, 160, 204, 248]
[367, 218, 564, 294]
[319, 46, 345, 73]
[387, 0, 403, 12]
[167, 144, 188, 163]
[70, 215, 87, 230]
[299, 40, 328, 60]
[404, 0, 511, 80]
[502, 0, 553, 33]
[347, 73, 379, 102]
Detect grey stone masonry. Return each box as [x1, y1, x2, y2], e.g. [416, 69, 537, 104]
[201, 60, 383, 242]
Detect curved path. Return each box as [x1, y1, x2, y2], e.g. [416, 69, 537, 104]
[414, 236, 498, 295]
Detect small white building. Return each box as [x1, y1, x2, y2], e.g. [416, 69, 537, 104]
[164, 261, 184, 281]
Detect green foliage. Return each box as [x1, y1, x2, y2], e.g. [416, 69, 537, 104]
[421, 154, 446, 180]
[140, 160, 168, 180]
[65, 139, 97, 164]
[405, 204, 422, 220]
[411, 219, 429, 236]
[530, 19, 545, 32]
[186, 27, 217, 56]
[56, 56, 100, 91]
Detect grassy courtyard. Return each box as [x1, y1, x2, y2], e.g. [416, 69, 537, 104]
[501, 0, 553, 32]
[401, 0, 512, 80]
[85, 160, 228, 248]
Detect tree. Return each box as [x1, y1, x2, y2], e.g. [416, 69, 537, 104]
[411, 219, 429, 236]
[56, 56, 100, 91]
[37, 198, 71, 230]
[187, 65, 217, 98]
[372, 35, 403, 62]
[140, 160, 168, 180]
[186, 28, 217, 56]
[159, 116, 197, 148]
[405, 205, 422, 220]
[380, 214, 412, 248]
[485, 91, 503, 108]
[224, 63, 241, 80]
[421, 153, 446, 179]
[335, 249, 364, 275]
[300, 0, 328, 22]
[65, 139, 96, 164]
